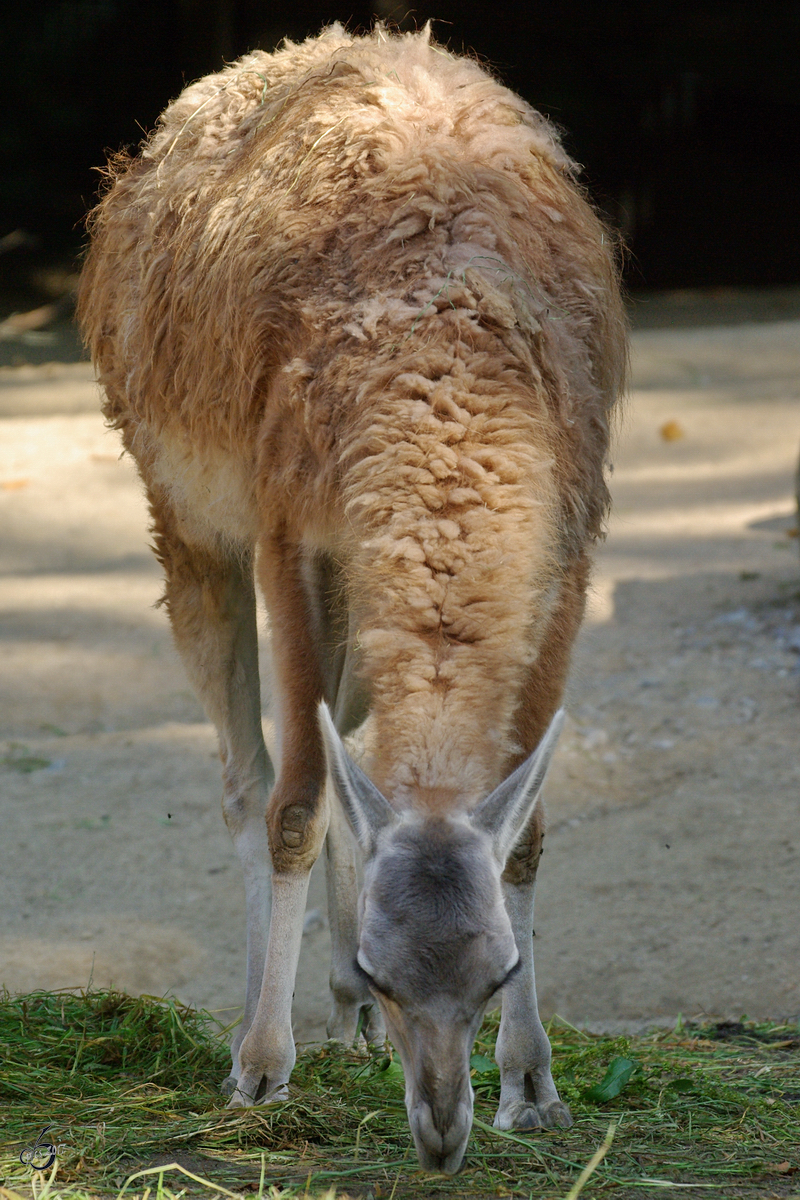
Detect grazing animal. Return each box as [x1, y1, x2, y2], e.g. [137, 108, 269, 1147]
[78, 24, 627, 1173]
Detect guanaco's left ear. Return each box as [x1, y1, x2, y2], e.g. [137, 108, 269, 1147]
[470, 709, 565, 865]
[318, 702, 398, 856]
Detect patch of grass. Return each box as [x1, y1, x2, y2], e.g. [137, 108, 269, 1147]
[1, 990, 798, 1200]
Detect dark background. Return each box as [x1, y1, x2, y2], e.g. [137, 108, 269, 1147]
[2, 0, 799, 297]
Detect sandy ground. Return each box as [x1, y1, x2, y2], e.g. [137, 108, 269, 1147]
[1, 314, 799, 1044]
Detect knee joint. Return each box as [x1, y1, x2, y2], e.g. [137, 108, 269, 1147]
[267, 781, 328, 872]
[221, 781, 268, 835]
[502, 810, 545, 886]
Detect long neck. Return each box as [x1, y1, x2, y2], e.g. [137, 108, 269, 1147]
[343, 360, 560, 810]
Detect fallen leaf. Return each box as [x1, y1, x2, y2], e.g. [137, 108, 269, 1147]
[584, 1056, 637, 1102]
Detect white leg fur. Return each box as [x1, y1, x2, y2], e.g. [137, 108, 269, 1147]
[494, 880, 572, 1130]
[227, 869, 314, 1106]
[222, 797, 272, 1089]
[211, 577, 274, 1089]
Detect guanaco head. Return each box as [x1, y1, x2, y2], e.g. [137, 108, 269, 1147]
[319, 704, 564, 1174]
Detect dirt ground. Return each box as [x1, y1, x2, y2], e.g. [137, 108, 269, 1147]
[1, 297, 799, 1045]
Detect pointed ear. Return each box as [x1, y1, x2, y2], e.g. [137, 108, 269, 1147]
[318, 701, 397, 855]
[470, 708, 565, 865]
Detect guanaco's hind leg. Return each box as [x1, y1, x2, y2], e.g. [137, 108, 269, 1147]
[147, 491, 273, 1092]
[325, 623, 384, 1047]
[283, 551, 381, 1047]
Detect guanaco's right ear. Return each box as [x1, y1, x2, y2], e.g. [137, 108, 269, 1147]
[318, 702, 398, 855]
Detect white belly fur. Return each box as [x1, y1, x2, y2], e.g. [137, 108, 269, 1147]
[148, 427, 260, 551]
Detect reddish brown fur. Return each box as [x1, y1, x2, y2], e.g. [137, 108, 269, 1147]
[258, 533, 331, 871]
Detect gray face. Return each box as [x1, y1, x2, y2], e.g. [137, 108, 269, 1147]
[356, 820, 519, 1173]
[317, 701, 564, 1174]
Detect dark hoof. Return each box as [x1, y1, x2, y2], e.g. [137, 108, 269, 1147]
[515, 1105, 543, 1131]
[539, 1099, 573, 1129]
[494, 1101, 542, 1132]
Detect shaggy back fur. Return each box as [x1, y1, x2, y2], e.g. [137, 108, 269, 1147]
[79, 23, 627, 809]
